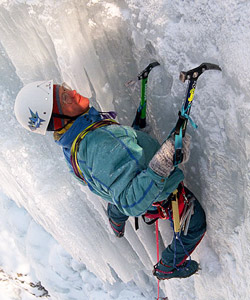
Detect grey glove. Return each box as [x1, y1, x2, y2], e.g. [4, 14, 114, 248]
[149, 139, 175, 177]
[182, 134, 191, 164]
[149, 134, 192, 177]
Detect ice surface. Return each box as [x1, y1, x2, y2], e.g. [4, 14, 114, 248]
[0, 0, 249, 299]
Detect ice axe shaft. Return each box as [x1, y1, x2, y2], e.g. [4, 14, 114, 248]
[132, 61, 160, 129]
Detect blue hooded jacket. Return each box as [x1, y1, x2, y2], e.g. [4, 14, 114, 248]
[55, 107, 184, 216]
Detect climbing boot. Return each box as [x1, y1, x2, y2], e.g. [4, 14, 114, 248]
[109, 218, 126, 238]
[153, 259, 199, 280]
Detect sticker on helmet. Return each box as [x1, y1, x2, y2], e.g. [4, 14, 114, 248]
[28, 108, 45, 131]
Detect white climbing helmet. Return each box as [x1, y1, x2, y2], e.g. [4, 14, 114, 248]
[14, 80, 54, 135]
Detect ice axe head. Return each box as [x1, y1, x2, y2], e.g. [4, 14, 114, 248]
[179, 62, 222, 83]
[137, 61, 160, 80]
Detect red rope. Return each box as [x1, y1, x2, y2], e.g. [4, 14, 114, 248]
[155, 220, 169, 300]
[156, 220, 160, 264]
[155, 220, 160, 300]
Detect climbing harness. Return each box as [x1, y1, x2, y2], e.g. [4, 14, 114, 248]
[136, 182, 187, 229]
[70, 118, 120, 184]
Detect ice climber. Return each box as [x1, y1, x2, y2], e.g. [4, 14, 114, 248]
[14, 80, 206, 280]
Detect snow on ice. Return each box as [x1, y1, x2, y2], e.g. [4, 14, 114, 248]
[0, 0, 249, 299]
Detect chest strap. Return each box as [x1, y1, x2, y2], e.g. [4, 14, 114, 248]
[70, 119, 120, 184]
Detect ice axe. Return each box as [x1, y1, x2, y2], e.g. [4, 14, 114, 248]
[173, 62, 222, 165]
[130, 61, 160, 129]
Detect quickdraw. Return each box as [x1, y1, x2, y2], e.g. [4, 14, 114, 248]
[152, 201, 169, 220]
